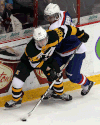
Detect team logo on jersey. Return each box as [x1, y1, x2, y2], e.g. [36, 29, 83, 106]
[95, 37, 100, 59]
[15, 70, 20, 75]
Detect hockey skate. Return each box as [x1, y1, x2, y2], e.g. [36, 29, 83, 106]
[4, 98, 23, 110]
[42, 90, 72, 101]
[81, 81, 95, 96]
[4, 92, 24, 109]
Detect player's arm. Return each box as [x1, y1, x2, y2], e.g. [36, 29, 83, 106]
[25, 45, 59, 80]
[60, 25, 89, 43]
[71, 25, 89, 42]
[47, 24, 89, 49]
[25, 48, 44, 69]
[24, 44, 53, 69]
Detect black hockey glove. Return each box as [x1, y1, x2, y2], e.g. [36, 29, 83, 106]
[46, 69, 58, 82]
[78, 32, 89, 43]
[76, 28, 89, 43]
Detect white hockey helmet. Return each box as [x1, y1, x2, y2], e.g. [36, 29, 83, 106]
[44, 3, 60, 16]
[44, 3, 60, 22]
[33, 26, 48, 47]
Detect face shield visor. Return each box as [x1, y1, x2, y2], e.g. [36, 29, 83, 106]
[44, 14, 55, 23]
[35, 36, 48, 48]
[44, 13, 60, 23]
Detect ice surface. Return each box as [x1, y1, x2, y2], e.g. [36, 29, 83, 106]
[1, 84, 100, 125]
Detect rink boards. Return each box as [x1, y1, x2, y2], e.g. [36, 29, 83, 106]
[0, 23, 100, 107]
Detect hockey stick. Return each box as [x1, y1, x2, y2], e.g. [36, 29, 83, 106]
[20, 42, 82, 121]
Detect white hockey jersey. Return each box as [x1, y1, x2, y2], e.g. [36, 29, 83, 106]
[49, 11, 86, 56]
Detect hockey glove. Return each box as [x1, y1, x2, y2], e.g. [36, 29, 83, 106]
[46, 69, 58, 82]
[75, 28, 89, 43]
[78, 32, 89, 43]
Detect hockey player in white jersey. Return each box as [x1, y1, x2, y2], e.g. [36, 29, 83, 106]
[44, 3, 95, 99]
[4, 23, 89, 109]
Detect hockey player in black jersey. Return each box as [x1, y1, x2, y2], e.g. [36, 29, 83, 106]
[4, 25, 89, 109]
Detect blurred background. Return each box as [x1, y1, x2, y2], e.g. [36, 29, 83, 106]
[0, 0, 100, 34]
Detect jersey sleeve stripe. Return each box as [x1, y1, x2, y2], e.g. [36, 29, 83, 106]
[25, 47, 28, 56]
[62, 46, 77, 54]
[77, 33, 84, 38]
[43, 40, 59, 50]
[70, 25, 77, 35]
[46, 29, 52, 32]
[61, 11, 67, 25]
[36, 60, 44, 68]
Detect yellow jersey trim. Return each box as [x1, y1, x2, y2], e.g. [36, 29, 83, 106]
[70, 25, 77, 35]
[36, 60, 44, 68]
[77, 33, 84, 38]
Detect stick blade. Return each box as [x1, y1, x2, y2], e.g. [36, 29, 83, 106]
[20, 113, 31, 121]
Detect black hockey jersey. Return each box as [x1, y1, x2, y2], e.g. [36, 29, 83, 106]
[24, 25, 86, 68]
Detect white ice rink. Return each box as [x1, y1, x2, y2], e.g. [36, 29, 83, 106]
[1, 84, 100, 125]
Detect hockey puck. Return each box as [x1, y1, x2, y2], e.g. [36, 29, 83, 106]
[21, 118, 27, 121]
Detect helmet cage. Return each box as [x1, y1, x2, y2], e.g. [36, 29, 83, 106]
[35, 36, 48, 48]
[44, 13, 60, 22]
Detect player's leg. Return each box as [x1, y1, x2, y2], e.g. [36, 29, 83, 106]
[65, 53, 95, 96]
[4, 61, 33, 109]
[41, 55, 72, 101]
